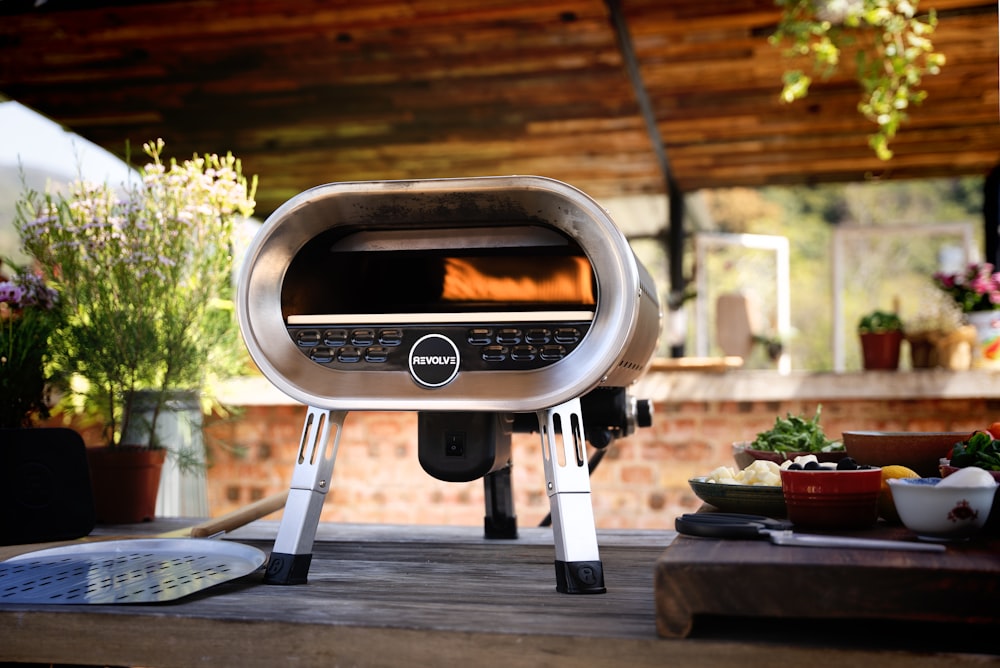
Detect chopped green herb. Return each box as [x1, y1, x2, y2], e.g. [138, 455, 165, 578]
[750, 405, 843, 453]
[949, 431, 1000, 471]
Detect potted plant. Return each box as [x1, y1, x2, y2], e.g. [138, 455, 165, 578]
[0, 262, 62, 428]
[14, 139, 256, 522]
[902, 298, 971, 370]
[932, 262, 1000, 368]
[857, 309, 903, 370]
[770, 0, 946, 160]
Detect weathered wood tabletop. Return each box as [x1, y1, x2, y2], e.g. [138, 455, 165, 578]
[0, 519, 997, 667]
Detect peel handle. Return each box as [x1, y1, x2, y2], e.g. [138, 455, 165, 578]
[675, 513, 785, 539]
[189, 491, 289, 537]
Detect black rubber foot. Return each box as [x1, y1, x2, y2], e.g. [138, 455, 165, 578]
[554, 559, 606, 594]
[263, 552, 313, 585]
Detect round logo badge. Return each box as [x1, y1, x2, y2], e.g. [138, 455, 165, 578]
[408, 334, 461, 388]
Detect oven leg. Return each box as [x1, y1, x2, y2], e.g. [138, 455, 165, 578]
[538, 397, 606, 594]
[483, 465, 518, 539]
[264, 406, 347, 585]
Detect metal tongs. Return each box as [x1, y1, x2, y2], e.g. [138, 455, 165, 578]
[675, 512, 946, 553]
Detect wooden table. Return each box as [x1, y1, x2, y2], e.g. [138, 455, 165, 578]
[1, 520, 997, 667]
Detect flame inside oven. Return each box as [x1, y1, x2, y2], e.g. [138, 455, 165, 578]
[441, 256, 595, 305]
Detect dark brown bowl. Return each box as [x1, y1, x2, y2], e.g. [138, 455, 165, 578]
[843, 431, 966, 477]
[732, 442, 847, 470]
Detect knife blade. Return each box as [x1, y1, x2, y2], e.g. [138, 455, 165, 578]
[764, 529, 946, 552]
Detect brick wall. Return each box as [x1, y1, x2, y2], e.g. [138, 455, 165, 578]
[201, 394, 1000, 531]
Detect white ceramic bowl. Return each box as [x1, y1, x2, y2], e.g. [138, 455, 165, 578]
[887, 477, 998, 541]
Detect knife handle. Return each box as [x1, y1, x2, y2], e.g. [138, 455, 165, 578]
[675, 513, 777, 539]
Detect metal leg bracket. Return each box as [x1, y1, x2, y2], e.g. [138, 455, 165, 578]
[538, 397, 606, 594]
[264, 406, 346, 585]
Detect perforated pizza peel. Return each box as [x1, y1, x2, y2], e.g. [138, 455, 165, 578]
[0, 491, 284, 604]
[0, 538, 265, 604]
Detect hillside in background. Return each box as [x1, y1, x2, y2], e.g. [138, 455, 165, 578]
[698, 177, 987, 371]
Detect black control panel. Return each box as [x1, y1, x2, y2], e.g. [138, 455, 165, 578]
[286, 321, 591, 371]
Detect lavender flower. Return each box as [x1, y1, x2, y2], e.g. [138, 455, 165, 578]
[13, 138, 256, 446]
[0, 266, 62, 427]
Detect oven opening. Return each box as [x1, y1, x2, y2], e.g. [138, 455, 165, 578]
[281, 224, 597, 324]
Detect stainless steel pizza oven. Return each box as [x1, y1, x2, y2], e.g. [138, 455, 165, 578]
[237, 176, 661, 594]
[238, 176, 659, 411]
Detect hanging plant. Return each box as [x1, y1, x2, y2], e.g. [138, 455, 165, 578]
[770, 0, 946, 160]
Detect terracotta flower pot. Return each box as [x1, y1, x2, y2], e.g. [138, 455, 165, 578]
[905, 332, 938, 369]
[859, 331, 903, 370]
[86, 447, 166, 524]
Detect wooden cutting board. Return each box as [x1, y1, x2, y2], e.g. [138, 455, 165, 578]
[654, 525, 1000, 638]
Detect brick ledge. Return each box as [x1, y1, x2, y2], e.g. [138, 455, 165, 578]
[632, 368, 1000, 403]
[217, 368, 1000, 407]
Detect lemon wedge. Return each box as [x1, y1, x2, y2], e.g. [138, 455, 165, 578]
[879, 465, 920, 523]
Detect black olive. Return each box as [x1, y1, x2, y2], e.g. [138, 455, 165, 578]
[836, 457, 858, 470]
[803, 460, 821, 470]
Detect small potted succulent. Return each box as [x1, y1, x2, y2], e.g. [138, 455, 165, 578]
[902, 299, 970, 370]
[858, 309, 904, 370]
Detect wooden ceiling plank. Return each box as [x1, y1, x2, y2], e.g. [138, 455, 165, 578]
[0, 0, 996, 218]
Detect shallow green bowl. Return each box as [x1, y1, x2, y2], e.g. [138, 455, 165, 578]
[688, 477, 787, 518]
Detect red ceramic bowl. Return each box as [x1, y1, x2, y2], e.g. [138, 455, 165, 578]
[780, 467, 882, 529]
